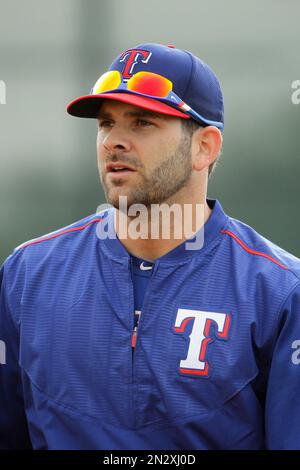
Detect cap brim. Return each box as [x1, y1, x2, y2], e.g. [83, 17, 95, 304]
[67, 92, 191, 120]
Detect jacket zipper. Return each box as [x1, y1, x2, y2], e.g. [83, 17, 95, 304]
[131, 310, 141, 360]
[130, 263, 157, 366]
[129, 257, 157, 428]
[131, 311, 140, 349]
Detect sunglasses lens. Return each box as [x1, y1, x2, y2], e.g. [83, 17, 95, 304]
[92, 71, 121, 94]
[127, 72, 172, 98]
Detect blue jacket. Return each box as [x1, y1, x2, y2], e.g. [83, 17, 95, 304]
[1, 199, 300, 450]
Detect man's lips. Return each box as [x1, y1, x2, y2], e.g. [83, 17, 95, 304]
[106, 162, 136, 173]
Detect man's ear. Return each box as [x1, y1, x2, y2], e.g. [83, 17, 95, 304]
[192, 126, 223, 172]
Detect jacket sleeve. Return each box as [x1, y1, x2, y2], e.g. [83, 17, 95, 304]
[265, 281, 300, 449]
[0, 260, 32, 449]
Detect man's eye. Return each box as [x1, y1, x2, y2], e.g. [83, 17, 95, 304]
[136, 119, 153, 127]
[98, 119, 153, 129]
[98, 120, 112, 128]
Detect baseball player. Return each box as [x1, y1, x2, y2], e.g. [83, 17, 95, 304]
[1, 43, 300, 450]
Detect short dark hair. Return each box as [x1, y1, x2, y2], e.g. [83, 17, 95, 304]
[181, 119, 220, 177]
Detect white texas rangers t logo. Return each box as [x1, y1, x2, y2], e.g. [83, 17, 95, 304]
[173, 309, 231, 377]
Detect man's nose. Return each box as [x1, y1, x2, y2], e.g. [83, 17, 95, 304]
[102, 125, 132, 153]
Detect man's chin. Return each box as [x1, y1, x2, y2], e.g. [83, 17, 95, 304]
[105, 191, 133, 211]
[105, 192, 152, 212]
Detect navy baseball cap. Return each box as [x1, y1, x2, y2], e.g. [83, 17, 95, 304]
[67, 43, 224, 130]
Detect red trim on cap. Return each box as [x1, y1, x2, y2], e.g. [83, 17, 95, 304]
[221, 229, 288, 270]
[67, 93, 191, 119]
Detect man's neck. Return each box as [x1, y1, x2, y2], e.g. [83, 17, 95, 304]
[115, 199, 212, 262]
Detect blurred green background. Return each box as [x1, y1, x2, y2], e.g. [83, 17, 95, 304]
[0, 0, 299, 263]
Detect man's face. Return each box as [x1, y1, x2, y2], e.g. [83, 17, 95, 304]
[96, 100, 193, 209]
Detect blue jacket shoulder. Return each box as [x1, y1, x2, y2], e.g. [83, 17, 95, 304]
[3, 211, 108, 271]
[224, 216, 300, 283]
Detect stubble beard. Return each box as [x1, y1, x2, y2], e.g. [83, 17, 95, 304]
[100, 130, 193, 210]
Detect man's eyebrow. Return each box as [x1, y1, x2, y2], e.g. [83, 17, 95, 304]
[97, 109, 168, 120]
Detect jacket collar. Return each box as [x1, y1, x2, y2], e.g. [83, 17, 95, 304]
[98, 199, 229, 266]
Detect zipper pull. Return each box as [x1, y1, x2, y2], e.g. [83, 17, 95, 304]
[131, 310, 141, 349]
[131, 327, 137, 348]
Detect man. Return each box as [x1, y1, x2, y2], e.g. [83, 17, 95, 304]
[0, 43, 300, 450]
